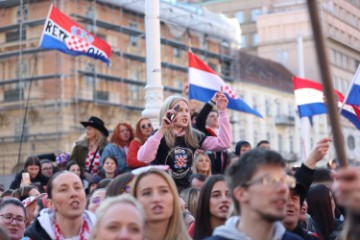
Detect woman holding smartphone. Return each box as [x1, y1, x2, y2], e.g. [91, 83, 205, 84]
[137, 90, 231, 191]
[10, 156, 48, 190]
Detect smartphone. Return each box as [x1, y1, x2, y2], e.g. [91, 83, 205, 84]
[166, 104, 180, 123]
[22, 172, 30, 183]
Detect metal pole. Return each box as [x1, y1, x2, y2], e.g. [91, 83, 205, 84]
[307, 0, 347, 167]
[142, 0, 164, 129]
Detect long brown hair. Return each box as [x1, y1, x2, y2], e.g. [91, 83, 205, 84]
[110, 122, 134, 147]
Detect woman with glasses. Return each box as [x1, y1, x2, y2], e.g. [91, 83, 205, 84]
[25, 171, 96, 239]
[101, 122, 134, 173]
[131, 168, 190, 240]
[192, 175, 231, 239]
[0, 198, 26, 240]
[137, 92, 231, 192]
[105, 172, 135, 197]
[87, 188, 106, 214]
[127, 118, 154, 169]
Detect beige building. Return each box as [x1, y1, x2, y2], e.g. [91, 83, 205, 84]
[0, 0, 240, 174]
[201, 0, 360, 163]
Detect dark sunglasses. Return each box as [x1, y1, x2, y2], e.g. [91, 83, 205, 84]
[141, 123, 152, 129]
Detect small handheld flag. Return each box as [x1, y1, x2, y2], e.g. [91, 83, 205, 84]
[39, 4, 112, 65]
[188, 51, 263, 118]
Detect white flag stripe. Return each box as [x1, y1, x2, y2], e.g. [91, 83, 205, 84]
[189, 67, 223, 91]
[294, 88, 323, 105]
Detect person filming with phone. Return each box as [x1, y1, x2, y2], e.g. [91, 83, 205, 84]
[10, 156, 48, 190]
[137, 89, 231, 192]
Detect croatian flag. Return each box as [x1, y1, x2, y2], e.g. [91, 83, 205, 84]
[188, 51, 263, 118]
[293, 77, 360, 130]
[346, 65, 360, 106]
[39, 5, 112, 65]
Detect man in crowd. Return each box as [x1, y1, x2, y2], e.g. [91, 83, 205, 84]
[40, 159, 54, 178]
[208, 149, 302, 240]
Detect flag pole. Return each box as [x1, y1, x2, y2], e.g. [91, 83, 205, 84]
[307, 1, 347, 167]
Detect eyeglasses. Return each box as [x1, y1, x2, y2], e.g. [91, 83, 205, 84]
[90, 196, 102, 205]
[141, 123, 152, 129]
[0, 214, 26, 224]
[120, 185, 131, 194]
[42, 167, 53, 171]
[241, 174, 296, 189]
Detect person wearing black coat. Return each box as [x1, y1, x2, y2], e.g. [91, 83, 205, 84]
[194, 98, 228, 174]
[10, 156, 49, 190]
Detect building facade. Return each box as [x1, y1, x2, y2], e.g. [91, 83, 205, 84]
[0, 0, 241, 174]
[201, 0, 360, 163]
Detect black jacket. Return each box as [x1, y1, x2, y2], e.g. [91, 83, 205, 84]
[194, 102, 228, 174]
[10, 171, 49, 190]
[24, 217, 52, 240]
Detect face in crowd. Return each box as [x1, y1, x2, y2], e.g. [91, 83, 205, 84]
[48, 172, 86, 220]
[135, 173, 174, 222]
[0, 200, 26, 240]
[238, 165, 292, 221]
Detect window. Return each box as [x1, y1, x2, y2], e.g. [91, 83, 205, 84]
[241, 34, 247, 47]
[235, 11, 245, 23]
[221, 60, 231, 77]
[6, 30, 26, 42]
[342, 55, 348, 68]
[240, 129, 246, 140]
[336, 52, 342, 66]
[129, 22, 139, 47]
[288, 104, 293, 117]
[266, 132, 271, 144]
[173, 47, 181, 58]
[251, 9, 262, 21]
[278, 134, 283, 152]
[208, 62, 217, 72]
[330, 49, 336, 64]
[347, 135, 355, 150]
[289, 136, 294, 153]
[265, 99, 271, 116]
[252, 33, 259, 46]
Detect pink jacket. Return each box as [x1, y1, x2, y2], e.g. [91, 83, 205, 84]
[137, 111, 231, 163]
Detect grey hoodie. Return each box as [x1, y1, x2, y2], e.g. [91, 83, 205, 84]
[212, 216, 287, 240]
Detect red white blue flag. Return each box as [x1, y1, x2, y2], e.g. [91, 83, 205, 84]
[188, 51, 263, 118]
[39, 5, 112, 65]
[346, 65, 360, 106]
[293, 77, 360, 130]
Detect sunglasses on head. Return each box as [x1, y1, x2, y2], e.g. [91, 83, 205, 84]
[141, 123, 152, 129]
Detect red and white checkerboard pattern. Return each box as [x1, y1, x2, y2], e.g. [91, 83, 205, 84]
[66, 35, 90, 52]
[223, 84, 238, 99]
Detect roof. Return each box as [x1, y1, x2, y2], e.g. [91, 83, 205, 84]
[236, 51, 294, 93]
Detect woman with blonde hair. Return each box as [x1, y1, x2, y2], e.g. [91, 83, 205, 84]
[137, 91, 231, 191]
[70, 116, 108, 180]
[90, 194, 145, 240]
[131, 168, 190, 240]
[192, 152, 212, 177]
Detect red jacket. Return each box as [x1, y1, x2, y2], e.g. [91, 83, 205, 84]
[127, 138, 148, 168]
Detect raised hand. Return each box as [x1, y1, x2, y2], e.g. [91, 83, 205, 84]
[215, 86, 228, 112]
[305, 137, 332, 169]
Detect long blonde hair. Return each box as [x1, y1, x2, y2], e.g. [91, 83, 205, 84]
[159, 96, 199, 149]
[78, 128, 107, 147]
[192, 152, 212, 176]
[131, 169, 190, 240]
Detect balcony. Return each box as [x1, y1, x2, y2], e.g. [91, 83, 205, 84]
[275, 115, 295, 126]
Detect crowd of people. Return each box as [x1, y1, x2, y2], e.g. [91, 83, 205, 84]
[0, 90, 360, 240]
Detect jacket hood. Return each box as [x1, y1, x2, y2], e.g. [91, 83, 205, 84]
[37, 208, 96, 239]
[212, 216, 287, 240]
